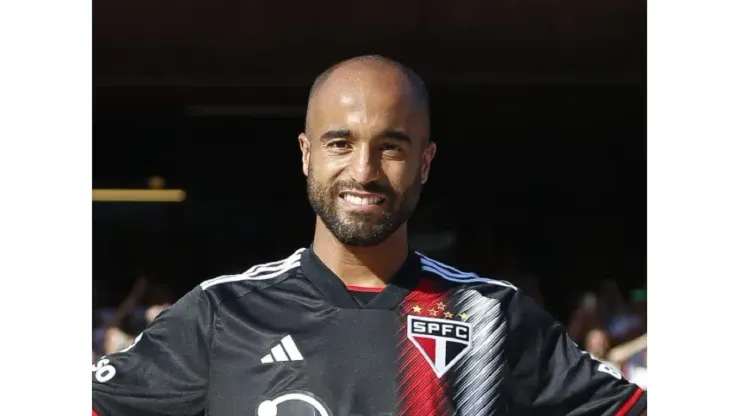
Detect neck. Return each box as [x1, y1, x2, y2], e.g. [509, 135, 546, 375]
[312, 219, 409, 288]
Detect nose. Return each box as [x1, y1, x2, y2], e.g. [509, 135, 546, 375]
[347, 144, 379, 185]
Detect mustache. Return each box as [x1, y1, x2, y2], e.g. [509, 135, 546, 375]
[332, 180, 394, 198]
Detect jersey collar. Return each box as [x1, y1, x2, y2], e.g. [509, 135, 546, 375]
[300, 245, 421, 310]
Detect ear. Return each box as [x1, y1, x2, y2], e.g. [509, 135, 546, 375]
[420, 141, 437, 184]
[298, 133, 311, 177]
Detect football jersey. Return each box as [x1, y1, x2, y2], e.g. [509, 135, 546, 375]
[92, 246, 647, 416]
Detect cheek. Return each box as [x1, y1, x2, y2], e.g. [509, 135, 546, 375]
[383, 162, 418, 192]
[309, 163, 340, 192]
[313, 152, 348, 177]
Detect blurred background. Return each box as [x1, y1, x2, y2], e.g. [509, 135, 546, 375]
[93, 0, 646, 389]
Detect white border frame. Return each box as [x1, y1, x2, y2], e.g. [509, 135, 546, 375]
[1, 0, 739, 413]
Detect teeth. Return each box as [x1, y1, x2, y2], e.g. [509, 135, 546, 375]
[342, 194, 382, 205]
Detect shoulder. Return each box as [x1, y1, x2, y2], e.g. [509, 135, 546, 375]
[415, 251, 518, 301]
[198, 248, 306, 302]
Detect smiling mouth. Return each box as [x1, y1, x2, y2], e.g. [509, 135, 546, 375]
[339, 191, 386, 206]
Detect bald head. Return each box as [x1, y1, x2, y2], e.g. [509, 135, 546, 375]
[298, 55, 437, 247]
[305, 55, 430, 137]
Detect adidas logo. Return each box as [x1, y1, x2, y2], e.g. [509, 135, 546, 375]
[260, 335, 304, 364]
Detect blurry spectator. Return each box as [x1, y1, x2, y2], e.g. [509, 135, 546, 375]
[599, 280, 644, 345]
[584, 328, 611, 361]
[93, 279, 176, 359]
[94, 277, 149, 357]
[103, 326, 134, 355]
[623, 349, 647, 390]
[568, 292, 604, 346]
[608, 333, 647, 389]
[608, 314, 643, 345]
[145, 303, 170, 323]
[143, 282, 173, 324]
[582, 321, 648, 391]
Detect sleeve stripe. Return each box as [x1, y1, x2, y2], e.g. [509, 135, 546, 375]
[615, 387, 644, 416]
[92, 409, 99, 416]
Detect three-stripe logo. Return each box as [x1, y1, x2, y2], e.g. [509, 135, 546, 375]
[260, 335, 304, 364]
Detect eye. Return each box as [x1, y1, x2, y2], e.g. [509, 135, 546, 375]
[380, 143, 402, 152]
[327, 140, 350, 149]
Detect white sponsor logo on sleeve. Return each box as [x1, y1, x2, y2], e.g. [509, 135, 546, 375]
[92, 358, 116, 383]
[92, 332, 144, 383]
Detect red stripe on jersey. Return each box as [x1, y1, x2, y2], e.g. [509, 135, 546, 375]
[345, 285, 384, 293]
[92, 409, 99, 416]
[397, 277, 453, 416]
[615, 388, 644, 416]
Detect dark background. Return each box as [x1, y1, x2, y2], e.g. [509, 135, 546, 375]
[93, 0, 646, 323]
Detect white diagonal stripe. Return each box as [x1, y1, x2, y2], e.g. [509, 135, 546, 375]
[417, 252, 476, 275]
[420, 261, 518, 290]
[280, 335, 304, 361]
[419, 253, 517, 288]
[243, 248, 305, 275]
[200, 248, 305, 289]
[201, 262, 300, 289]
[452, 289, 506, 415]
[271, 344, 289, 362]
[420, 259, 478, 279]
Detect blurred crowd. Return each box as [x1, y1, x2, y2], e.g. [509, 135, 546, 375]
[566, 280, 647, 389]
[93, 278, 173, 363]
[508, 273, 647, 389]
[93, 276, 646, 389]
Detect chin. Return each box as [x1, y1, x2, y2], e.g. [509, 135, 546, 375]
[328, 223, 389, 247]
[336, 235, 389, 247]
[338, 211, 386, 225]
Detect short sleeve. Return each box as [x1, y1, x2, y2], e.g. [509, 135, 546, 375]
[92, 286, 216, 416]
[504, 290, 646, 415]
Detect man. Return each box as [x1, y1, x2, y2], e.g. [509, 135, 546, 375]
[92, 55, 647, 416]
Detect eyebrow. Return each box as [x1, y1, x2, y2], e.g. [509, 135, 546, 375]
[380, 130, 412, 144]
[319, 129, 412, 144]
[320, 129, 352, 140]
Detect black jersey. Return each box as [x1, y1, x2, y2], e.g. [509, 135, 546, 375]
[92, 247, 647, 416]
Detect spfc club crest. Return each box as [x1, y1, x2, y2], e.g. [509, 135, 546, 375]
[407, 315, 472, 377]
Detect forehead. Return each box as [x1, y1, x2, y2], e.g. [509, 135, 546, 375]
[308, 65, 428, 139]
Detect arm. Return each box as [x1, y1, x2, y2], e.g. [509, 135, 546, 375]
[608, 334, 647, 366]
[504, 290, 646, 416]
[92, 286, 217, 416]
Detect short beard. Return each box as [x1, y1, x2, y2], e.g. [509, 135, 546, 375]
[306, 167, 422, 247]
